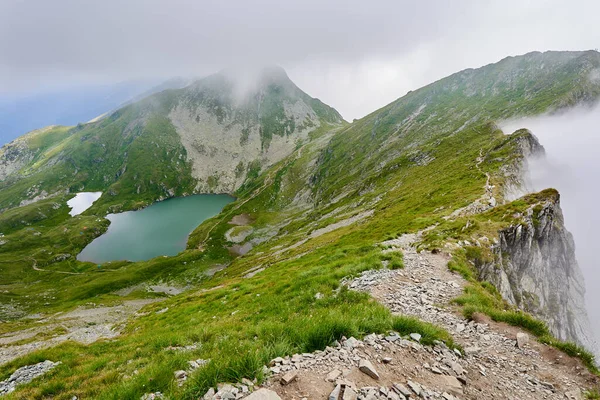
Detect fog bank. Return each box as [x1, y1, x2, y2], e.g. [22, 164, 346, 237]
[501, 107, 600, 345]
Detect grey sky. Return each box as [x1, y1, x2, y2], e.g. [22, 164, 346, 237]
[2, 0, 600, 120]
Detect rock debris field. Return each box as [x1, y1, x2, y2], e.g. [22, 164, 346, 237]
[0, 360, 60, 395]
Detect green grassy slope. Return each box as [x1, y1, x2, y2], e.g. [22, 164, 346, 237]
[0, 67, 343, 212]
[1, 51, 600, 399]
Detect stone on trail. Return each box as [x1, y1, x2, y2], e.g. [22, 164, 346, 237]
[270, 357, 284, 366]
[326, 369, 343, 382]
[393, 383, 412, 397]
[564, 388, 583, 400]
[343, 337, 360, 349]
[358, 359, 380, 380]
[244, 388, 283, 400]
[450, 361, 464, 376]
[280, 370, 298, 385]
[342, 385, 358, 400]
[409, 333, 422, 342]
[329, 384, 342, 400]
[463, 346, 481, 356]
[436, 375, 463, 396]
[407, 380, 422, 395]
[516, 332, 529, 349]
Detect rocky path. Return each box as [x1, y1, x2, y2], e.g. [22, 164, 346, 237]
[249, 233, 597, 400]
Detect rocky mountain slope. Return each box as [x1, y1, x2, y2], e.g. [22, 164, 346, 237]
[479, 190, 597, 355]
[0, 66, 343, 212]
[0, 50, 600, 399]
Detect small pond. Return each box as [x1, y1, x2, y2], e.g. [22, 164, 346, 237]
[77, 194, 234, 263]
[67, 192, 102, 216]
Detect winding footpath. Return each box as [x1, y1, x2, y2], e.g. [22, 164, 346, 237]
[253, 232, 598, 400]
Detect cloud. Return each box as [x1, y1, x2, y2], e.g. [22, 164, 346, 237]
[1, 0, 600, 119]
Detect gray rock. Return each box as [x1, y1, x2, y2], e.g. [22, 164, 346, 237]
[358, 359, 380, 380]
[516, 332, 529, 349]
[244, 388, 282, 400]
[329, 384, 342, 400]
[202, 387, 215, 400]
[392, 383, 411, 397]
[344, 337, 360, 349]
[270, 357, 284, 366]
[564, 388, 582, 400]
[463, 346, 481, 356]
[0, 360, 61, 395]
[174, 370, 187, 380]
[342, 386, 358, 400]
[407, 380, 422, 395]
[280, 371, 298, 385]
[409, 333, 422, 342]
[140, 393, 164, 400]
[477, 196, 599, 357]
[436, 375, 463, 396]
[326, 369, 342, 382]
[450, 361, 463, 376]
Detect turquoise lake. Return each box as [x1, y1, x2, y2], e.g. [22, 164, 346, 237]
[77, 194, 234, 263]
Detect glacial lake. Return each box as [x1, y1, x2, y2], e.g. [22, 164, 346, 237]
[77, 194, 234, 263]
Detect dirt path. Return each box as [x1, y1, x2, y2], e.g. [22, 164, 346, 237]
[259, 233, 597, 400]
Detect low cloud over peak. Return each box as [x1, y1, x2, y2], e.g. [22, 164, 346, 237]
[2, 0, 600, 120]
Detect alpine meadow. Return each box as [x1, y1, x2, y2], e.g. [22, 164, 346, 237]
[1, 45, 600, 399]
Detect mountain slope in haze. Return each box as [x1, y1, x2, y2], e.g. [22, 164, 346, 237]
[0, 51, 600, 399]
[0, 79, 177, 146]
[0, 67, 344, 212]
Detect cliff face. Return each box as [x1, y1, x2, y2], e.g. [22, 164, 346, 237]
[481, 131, 598, 357]
[501, 129, 546, 201]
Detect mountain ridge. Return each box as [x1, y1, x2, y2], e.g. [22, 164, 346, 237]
[0, 50, 599, 399]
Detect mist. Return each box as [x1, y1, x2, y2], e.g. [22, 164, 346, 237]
[3, 0, 600, 121]
[501, 107, 600, 345]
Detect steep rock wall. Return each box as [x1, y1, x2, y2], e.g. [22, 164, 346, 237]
[169, 99, 318, 193]
[501, 128, 546, 201]
[481, 190, 598, 356]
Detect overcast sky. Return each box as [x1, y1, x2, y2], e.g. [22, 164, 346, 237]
[1, 0, 600, 120]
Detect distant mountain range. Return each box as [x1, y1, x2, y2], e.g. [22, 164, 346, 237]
[0, 77, 191, 146]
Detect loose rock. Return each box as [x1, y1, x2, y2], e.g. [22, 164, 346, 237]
[358, 359, 380, 380]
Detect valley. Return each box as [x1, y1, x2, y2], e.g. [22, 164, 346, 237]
[0, 51, 599, 399]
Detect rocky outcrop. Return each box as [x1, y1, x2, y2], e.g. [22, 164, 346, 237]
[501, 129, 545, 201]
[478, 191, 599, 357]
[169, 101, 317, 193]
[0, 360, 61, 395]
[0, 138, 34, 181]
[169, 67, 343, 194]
